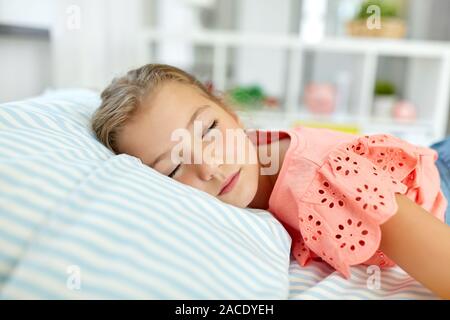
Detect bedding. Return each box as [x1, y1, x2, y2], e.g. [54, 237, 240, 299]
[0, 89, 438, 299]
[0, 89, 291, 299]
[288, 258, 436, 299]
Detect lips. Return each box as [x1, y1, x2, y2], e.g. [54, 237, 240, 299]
[218, 169, 241, 196]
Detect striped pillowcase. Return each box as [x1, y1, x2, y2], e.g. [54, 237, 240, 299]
[0, 90, 291, 299]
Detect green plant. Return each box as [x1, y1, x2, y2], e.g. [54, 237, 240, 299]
[356, 0, 399, 20]
[374, 80, 396, 95]
[228, 85, 265, 108]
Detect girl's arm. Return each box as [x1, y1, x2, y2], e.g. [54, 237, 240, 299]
[380, 193, 450, 299]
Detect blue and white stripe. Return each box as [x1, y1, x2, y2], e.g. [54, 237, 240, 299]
[288, 257, 438, 299]
[0, 89, 436, 299]
[0, 89, 291, 299]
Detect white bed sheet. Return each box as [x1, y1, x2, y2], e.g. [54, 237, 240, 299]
[288, 257, 438, 300]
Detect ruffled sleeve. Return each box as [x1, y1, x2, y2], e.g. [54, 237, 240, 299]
[291, 133, 447, 278]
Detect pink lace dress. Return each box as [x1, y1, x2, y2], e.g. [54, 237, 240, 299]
[265, 127, 447, 278]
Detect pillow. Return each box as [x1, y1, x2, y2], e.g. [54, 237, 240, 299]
[0, 89, 291, 299]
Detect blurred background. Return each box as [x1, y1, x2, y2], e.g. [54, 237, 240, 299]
[1, 0, 449, 146]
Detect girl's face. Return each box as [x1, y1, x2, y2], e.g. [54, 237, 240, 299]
[116, 81, 260, 208]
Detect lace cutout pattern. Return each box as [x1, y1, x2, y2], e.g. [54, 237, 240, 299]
[294, 134, 412, 276]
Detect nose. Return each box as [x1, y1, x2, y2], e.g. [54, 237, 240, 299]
[195, 160, 222, 181]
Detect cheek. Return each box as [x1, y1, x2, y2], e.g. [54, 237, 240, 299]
[242, 146, 260, 195]
[221, 129, 254, 164]
[176, 169, 211, 193]
[239, 135, 258, 166]
[176, 171, 196, 188]
[232, 162, 259, 207]
[246, 161, 260, 187]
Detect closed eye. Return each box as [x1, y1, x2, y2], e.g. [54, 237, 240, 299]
[168, 164, 181, 178]
[202, 120, 218, 138]
[168, 120, 217, 178]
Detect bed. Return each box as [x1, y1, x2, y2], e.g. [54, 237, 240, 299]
[288, 259, 436, 299]
[0, 89, 438, 299]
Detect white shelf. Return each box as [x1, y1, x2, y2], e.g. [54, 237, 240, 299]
[141, 30, 450, 57]
[0, 22, 50, 38]
[139, 29, 450, 144]
[0, 20, 49, 31]
[238, 109, 436, 146]
[0, 0, 54, 30]
[238, 109, 433, 128]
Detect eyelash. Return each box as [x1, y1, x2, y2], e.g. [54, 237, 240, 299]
[203, 119, 218, 137]
[168, 164, 181, 178]
[168, 120, 218, 178]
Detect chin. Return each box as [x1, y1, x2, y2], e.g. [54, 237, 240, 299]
[222, 186, 256, 208]
[238, 184, 258, 208]
[224, 165, 259, 208]
[234, 200, 252, 209]
[235, 197, 252, 208]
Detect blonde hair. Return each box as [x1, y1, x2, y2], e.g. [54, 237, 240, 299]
[91, 63, 232, 153]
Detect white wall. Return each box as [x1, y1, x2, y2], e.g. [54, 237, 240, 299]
[0, 0, 54, 102]
[234, 0, 291, 98]
[0, 0, 55, 28]
[0, 35, 50, 102]
[51, 0, 145, 90]
[0, 0, 147, 102]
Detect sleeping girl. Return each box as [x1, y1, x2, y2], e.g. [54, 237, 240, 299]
[91, 64, 450, 299]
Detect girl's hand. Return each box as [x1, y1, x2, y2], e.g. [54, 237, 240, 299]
[380, 193, 450, 299]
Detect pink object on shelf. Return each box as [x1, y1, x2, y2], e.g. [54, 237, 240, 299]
[392, 100, 417, 122]
[304, 83, 336, 114]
